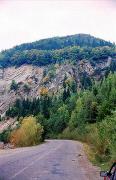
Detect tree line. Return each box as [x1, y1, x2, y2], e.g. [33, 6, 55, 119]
[0, 69, 116, 167]
[0, 34, 115, 68]
[5, 73, 116, 138]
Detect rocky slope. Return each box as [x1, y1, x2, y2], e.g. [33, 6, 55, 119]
[0, 34, 116, 117]
[0, 65, 43, 115]
[0, 56, 115, 117]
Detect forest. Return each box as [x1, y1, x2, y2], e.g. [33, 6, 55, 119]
[0, 34, 116, 169]
[0, 72, 115, 168]
[0, 34, 116, 67]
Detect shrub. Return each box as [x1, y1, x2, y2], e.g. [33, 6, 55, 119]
[85, 112, 116, 164]
[10, 80, 18, 91]
[10, 116, 44, 147]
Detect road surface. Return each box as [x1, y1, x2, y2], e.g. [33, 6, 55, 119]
[0, 140, 100, 180]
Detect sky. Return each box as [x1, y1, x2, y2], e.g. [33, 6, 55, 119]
[0, 0, 116, 51]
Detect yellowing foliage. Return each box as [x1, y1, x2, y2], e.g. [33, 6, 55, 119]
[10, 116, 43, 147]
[40, 87, 48, 96]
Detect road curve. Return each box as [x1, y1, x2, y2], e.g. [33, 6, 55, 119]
[0, 140, 100, 180]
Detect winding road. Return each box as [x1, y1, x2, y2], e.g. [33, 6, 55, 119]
[0, 140, 100, 180]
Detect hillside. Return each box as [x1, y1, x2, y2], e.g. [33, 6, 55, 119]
[9, 33, 113, 50]
[0, 34, 116, 169]
[0, 34, 116, 116]
[0, 56, 116, 116]
[0, 34, 115, 67]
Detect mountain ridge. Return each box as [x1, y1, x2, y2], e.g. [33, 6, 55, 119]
[0, 33, 116, 116]
[13, 33, 113, 51]
[0, 33, 115, 68]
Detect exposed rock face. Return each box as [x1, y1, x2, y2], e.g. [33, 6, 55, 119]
[0, 118, 16, 133]
[0, 65, 44, 116]
[0, 57, 115, 116]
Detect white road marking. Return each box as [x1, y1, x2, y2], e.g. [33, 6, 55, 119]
[10, 143, 63, 179]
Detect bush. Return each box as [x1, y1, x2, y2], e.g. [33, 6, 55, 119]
[10, 80, 18, 91]
[23, 84, 31, 94]
[84, 112, 116, 165]
[59, 126, 87, 142]
[10, 116, 44, 147]
[0, 129, 11, 143]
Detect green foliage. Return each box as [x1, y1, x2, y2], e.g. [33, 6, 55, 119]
[6, 73, 116, 134]
[84, 112, 116, 167]
[36, 113, 47, 139]
[65, 93, 77, 115]
[69, 97, 82, 129]
[1, 30, 115, 161]
[10, 80, 18, 91]
[0, 128, 11, 143]
[5, 72, 116, 166]
[8, 99, 37, 117]
[48, 65, 56, 79]
[0, 34, 115, 68]
[4, 34, 113, 52]
[60, 73, 116, 167]
[80, 73, 92, 89]
[70, 79, 77, 93]
[48, 104, 69, 135]
[96, 112, 116, 160]
[23, 84, 31, 94]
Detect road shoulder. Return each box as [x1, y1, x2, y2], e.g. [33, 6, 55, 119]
[75, 141, 102, 180]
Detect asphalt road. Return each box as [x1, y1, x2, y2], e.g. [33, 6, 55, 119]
[0, 140, 100, 180]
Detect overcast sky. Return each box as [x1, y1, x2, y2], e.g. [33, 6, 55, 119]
[0, 0, 116, 51]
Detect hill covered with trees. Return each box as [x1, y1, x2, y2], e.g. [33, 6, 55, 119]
[0, 34, 116, 169]
[0, 34, 115, 67]
[2, 72, 116, 168]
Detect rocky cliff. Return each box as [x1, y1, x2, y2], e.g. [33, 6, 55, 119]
[0, 56, 115, 116]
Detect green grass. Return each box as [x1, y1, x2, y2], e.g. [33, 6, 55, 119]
[59, 112, 116, 171]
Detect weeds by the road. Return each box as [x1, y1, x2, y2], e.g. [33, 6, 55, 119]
[59, 111, 116, 170]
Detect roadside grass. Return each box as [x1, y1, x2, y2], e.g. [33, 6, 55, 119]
[59, 112, 116, 171]
[83, 143, 111, 171]
[59, 128, 112, 170]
